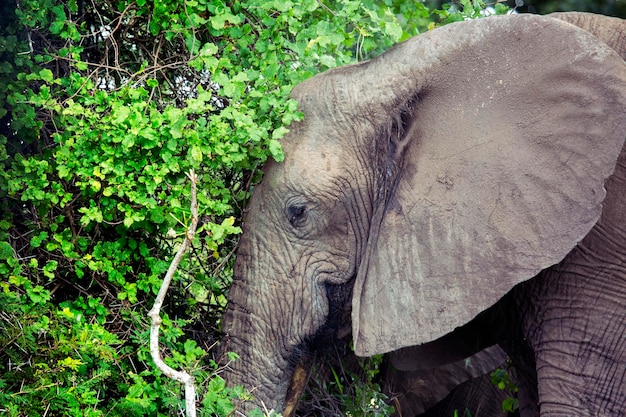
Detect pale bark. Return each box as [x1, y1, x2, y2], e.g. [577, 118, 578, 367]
[148, 170, 199, 417]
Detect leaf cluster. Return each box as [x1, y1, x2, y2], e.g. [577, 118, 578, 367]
[490, 365, 519, 413]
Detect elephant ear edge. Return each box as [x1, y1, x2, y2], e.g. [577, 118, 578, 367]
[549, 12, 626, 58]
[351, 15, 626, 357]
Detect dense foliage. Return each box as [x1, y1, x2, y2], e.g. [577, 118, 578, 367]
[2, 0, 604, 415]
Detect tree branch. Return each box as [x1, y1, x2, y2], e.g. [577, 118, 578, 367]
[148, 169, 199, 417]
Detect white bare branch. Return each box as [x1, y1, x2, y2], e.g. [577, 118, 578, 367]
[148, 169, 199, 417]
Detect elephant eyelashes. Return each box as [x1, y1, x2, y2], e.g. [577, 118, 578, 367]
[286, 204, 307, 228]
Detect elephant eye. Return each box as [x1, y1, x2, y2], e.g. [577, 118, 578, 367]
[286, 204, 307, 228]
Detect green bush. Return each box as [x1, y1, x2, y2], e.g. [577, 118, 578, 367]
[0, 0, 512, 415]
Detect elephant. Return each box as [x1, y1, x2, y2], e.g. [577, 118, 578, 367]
[219, 12, 626, 417]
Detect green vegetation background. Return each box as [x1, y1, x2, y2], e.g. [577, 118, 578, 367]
[1, 1, 622, 416]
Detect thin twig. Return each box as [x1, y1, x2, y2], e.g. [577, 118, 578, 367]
[147, 169, 199, 417]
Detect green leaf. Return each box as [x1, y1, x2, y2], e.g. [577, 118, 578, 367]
[190, 145, 202, 163]
[199, 42, 218, 56]
[112, 105, 130, 125]
[43, 260, 58, 279]
[75, 60, 88, 71]
[502, 397, 519, 412]
[0, 241, 13, 260]
[49, 20, 65, 35]
[384, 18, 402, 41]
[30, 231, 49, 248]
[38, 68, 54, 82]
[268, 139, 284, 162]
[210, 12, 241, 30]
[58, 357, 84, 371]
[149, 207, 165, 224]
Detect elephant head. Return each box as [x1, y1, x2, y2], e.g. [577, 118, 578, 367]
[220, 13, 626, 415]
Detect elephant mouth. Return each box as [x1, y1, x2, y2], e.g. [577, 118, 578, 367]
[283, 278, 355, 415]
[317, 279, 355, 342]
[287, 279, 354, 367]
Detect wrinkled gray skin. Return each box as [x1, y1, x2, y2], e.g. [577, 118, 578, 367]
[381, 346, 514, 416]
[220, 13, 626, 417]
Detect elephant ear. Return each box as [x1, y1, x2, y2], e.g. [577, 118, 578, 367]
[549, 12, 626, 58]
[351, 15, 626, 357]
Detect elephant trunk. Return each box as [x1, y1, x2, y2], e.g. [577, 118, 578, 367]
[220, 236, 309, 414]
[220, 323, 310, 416]
[220, 299, 292, 413]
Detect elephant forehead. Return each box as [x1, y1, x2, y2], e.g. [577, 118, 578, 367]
[274, 137, 345, 185]
[288, 148, 338, 176]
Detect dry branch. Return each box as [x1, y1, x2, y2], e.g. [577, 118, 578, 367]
[148, 169, 199, 417]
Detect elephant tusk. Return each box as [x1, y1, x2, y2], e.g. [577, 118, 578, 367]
[283, 360, 310, 417]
